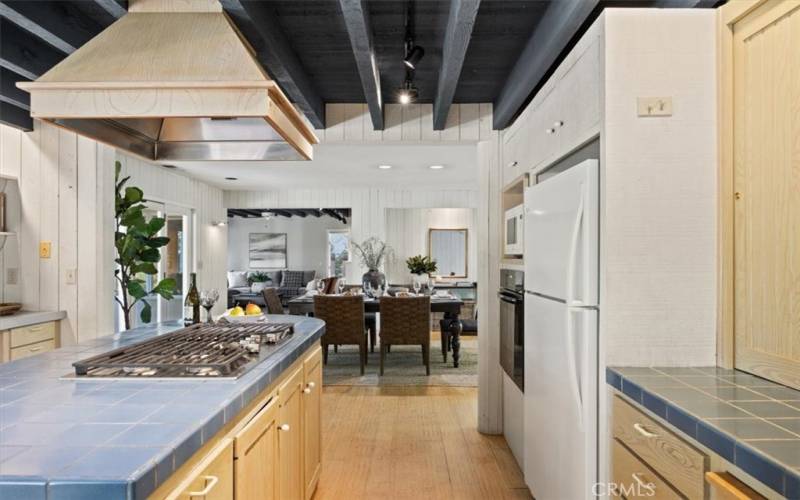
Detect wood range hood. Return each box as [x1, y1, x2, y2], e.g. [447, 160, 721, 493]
[16, 0, 318, 162]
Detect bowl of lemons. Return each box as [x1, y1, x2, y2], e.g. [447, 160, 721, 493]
[222, 303, 266, 322]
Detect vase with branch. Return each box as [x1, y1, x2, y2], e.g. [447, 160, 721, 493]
[114, 161, 177, 330]
[352, 237, 393, 292]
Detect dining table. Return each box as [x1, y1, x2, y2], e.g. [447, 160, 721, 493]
[287, 293, 466, 368]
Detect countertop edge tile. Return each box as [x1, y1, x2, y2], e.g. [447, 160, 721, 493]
[0, 311, 66, 331]
[607, 367, 800, 498]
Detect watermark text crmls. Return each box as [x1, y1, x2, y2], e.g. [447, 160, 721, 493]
[592, 481, 656, 497]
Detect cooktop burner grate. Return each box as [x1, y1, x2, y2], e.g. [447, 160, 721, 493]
[72, 322, 293, 378]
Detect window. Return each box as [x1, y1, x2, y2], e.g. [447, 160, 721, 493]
[327, 230, 350, 278]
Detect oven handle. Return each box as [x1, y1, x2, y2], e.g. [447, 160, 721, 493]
[498, 291, 523, 305]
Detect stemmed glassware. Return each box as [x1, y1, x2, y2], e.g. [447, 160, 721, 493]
[363, 281, 372, 297]
[427, 277, 435, 295]
[316, 279, 326, 295]
[200, 289, 219, 323]
[413, 280, 422, 296]
[337, 278, 346, 295]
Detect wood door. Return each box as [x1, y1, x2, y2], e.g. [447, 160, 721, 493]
[733, 0, 800, 389]
[278, 367, 304, 500]
[303, 347, 322, 499]
[233, 396, 279, 500]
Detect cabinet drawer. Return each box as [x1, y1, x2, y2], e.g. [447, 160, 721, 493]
[10, 322, 55, 348]
[10, 339, 55, 360]
[613, 439, 681, 499]
[170, 439, 233, 500]
[613, 396, 707, 499]
[706, 472, 766, 500]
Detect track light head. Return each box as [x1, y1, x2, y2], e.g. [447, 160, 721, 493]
[403, 45, 425, 70]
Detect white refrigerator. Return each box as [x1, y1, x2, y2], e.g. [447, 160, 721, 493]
[523, 159, 599, 500]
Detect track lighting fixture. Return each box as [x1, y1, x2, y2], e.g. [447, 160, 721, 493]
[397, 79, 418, 105]
[403, 45, 425, 70]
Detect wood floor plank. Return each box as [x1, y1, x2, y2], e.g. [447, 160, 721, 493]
[314, 386, 532, 500]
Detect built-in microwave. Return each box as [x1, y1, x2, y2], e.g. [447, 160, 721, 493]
[504, 204, 524, 255]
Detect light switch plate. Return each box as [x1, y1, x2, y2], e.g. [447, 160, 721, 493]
[39, 241, 52, 259]
[637, 97, 673, 117]
[7, 268, 18, 285]
[66, 268, 76, 285]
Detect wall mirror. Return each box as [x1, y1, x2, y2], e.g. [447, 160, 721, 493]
[429, 229, 468, 278]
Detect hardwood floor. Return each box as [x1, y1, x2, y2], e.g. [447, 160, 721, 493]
[313, 386, 532, 500]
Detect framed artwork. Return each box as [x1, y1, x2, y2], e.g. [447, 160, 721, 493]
[249, 233, 287, 269]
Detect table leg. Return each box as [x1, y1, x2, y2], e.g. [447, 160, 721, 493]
[447, 314, 462, 368]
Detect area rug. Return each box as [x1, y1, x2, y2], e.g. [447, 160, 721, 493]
[322, 339, 478, 387]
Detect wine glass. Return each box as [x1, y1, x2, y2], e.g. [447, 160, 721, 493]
[200, 289, 219, 323]
[316, 279, 325, 295]
[427, 277, 435, 295]
[363, 281, 373, 298]
[337, 278, 346, 295]
[413, 280, 421, 296]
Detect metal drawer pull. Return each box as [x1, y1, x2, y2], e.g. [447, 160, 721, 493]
[279, 424, 290, 431]
[633, 423, 658, 438]
[631, 473, 655, 493]
[188, 475, 219, 497]
[29, 346, 43, 352]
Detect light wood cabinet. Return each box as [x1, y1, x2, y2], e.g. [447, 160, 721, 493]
[731, 0, 800, 390]
[612, 439, 681, 499]
[1, 321, 58, 363]
[303, 347, 322, 499]
[170, 440, 234, 500]
[234, 396, 280, 500]
[706, 472, 766, 500]
[278, 367, 304, 500]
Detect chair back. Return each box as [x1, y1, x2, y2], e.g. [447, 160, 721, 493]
[314, 295, 365, 345]
[379, 296, 430, 345]
[261, 288, 284, 314]
[321, 277, 339, 295]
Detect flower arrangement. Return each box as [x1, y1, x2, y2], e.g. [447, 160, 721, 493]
[406, 255, 437, 275]
[352, 237, 392, 271]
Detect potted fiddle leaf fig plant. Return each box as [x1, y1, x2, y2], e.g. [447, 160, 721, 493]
[406, 255, 437, 292]
[114, 161, 177, 330]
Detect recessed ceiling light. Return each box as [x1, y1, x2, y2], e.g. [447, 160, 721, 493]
[225, 177, 238, 180]
[378, 165, 393, 170]
[429, 165, 445, 170]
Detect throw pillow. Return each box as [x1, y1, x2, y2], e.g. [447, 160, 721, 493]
[282, 270, 305, 288]
[302, 270, 316, 283]
[227, 271, 248, 288]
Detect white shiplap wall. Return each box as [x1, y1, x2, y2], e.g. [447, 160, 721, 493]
[0, 121, 227, 343]
[384, 208, 477, 284]
[224, 188, 479, 285]
[315, 103, 494, 144]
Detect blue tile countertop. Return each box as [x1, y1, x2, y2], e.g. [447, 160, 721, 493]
[0, 315, 325, 500]
[607, 366, 800, 498]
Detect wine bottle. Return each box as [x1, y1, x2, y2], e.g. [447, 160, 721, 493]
[184, 273, 200, 325]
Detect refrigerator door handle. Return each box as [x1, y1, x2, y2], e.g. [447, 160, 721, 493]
[566, 183, 586, 307]
[566, 309, 584, 430]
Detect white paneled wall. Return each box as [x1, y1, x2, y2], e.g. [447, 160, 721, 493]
[316, 103, 494, 144]
[224, 188, 478, 284]
[384, 208, 477, 284]
[0, 121, 226, 343]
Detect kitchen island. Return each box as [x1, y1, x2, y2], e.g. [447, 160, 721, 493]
[0, 315, 325, 500]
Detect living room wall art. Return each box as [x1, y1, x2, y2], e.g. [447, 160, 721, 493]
[249, 233, 287, 268]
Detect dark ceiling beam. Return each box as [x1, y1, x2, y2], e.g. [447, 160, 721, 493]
[322, 209, 347, 224]
[339, 0, 383, 130]
[220, 0, 325, 129]
[92, 0, 126, 20]
[0, 100, 32, 130]
[0, 1, 104, 54]
[493, 0, 600, 130]
[0, 17, 67, 80]
[433, 0, 481, 130]
[307, 209, 323, 217]
[291, 209, 307, 218]
[652, 0, 717, 6]
[1, 67, 29, 110]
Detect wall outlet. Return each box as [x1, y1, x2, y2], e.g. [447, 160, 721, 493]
[637, 97, 673, 117]
[66, 268, 76, 285]
[39, 241, 52, 259]
[6, 268, 18, 285]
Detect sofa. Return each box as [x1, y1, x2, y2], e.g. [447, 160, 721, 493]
[227, 270, 316, 307]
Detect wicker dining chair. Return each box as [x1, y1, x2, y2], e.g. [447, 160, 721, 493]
[261, 288, 284, 315]
[378, 296, 431, 376]
[314, 295, 368, 375]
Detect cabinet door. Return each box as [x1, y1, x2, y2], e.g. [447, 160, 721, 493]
[303, 347, 322, 499]
[234, 396, 279, 500]
[278, 367, 304, 500]
[173, 440, 234, 500]
[733, 0, 800, 389]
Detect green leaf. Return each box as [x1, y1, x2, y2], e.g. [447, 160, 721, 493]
[147, 217, 165, 235]
[115, 161, 122, 181]
[146, 237, 170, 248]
[139, 302, 152, 324]
[124, 186, 144, 204]
[127, 280, 147, 299]
[140, 248, 160, 262]
[152, 278, 177, 300]
[131, 262, 158, 275]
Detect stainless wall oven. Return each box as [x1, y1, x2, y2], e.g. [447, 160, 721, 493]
[499, 269, 524, 391]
